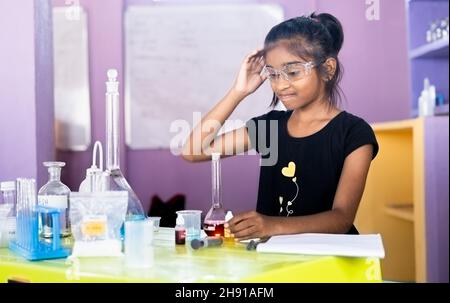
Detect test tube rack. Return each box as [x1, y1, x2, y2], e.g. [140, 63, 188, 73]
[9, 178, 69, 261]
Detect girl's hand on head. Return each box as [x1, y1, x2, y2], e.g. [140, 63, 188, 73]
[225, 210, 276, 241]
[232, 49, 267, 99]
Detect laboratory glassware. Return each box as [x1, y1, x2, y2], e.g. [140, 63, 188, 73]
[203, 153, 226, 237]
[103, 69, 145, 222]
[38, 161, 71, 238]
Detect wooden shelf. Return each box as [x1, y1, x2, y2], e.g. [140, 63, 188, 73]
[384, 204, 414, 222]
[371, 118, 420, 132]
[409, 37, 449, 59]
[409, 105, 449, 118]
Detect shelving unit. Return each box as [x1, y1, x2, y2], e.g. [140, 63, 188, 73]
[407, 0, 449, 117]
[355, 116, 449, 283]
[355, 0, 449, 284]
[409, 37, 449, 59]
[384, 204, 414, 222]
[355, 119, 418, 282]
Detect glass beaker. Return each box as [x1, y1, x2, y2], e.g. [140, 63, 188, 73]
[37, 161, 71, 238]
[124, 219, 154, 268]
[176, 210, 202, 242]
[203, 153, 226, 237]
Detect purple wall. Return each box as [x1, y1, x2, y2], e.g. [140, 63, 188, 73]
[425, 116, 449, 283]
[0, 0, 54, 187]
[52, 0, 411, 216]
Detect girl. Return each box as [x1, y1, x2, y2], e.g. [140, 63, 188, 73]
[182, 13, 378, 240]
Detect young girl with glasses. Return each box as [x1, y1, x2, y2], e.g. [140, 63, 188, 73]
[182, 12, 379, 240]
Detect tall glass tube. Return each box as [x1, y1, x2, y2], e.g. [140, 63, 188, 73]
[104, 69, 145, 221]
[211, 153, 222, 209]
[106, 69, 120, 170]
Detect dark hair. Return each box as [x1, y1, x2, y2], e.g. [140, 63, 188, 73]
[263, 12, 345, 107]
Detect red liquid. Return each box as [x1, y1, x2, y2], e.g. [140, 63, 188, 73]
[203, 222, 225, 237]
[175, 228, 185, 245]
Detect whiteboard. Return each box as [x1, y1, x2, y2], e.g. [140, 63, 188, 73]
[53, 7, 91, 151]
[124, 4, 284, 149]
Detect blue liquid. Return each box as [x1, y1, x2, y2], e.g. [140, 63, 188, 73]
[120, 214, 146, 240]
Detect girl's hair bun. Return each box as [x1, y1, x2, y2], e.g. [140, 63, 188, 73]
[310, 12, 344, 55]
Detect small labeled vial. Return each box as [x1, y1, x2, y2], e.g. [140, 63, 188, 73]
[224, 211, 234, 241]
[175, 215, 185, 245]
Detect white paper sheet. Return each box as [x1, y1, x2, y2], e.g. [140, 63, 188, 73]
[256, 233, 385, 258]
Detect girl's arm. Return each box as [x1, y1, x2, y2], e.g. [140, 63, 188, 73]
[181, 50, 266, 162]
[227, 144, 374, 239]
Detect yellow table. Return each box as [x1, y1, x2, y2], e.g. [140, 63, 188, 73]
[0, 233, 382, 283]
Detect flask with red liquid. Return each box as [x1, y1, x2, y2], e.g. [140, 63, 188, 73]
[203, 153, 226, 237]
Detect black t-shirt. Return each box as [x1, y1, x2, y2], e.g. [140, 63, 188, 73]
[246, 110, 379, 234]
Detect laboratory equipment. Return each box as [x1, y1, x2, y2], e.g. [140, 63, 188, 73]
[245, 238, 266, 251]
[190, 236, 223, 250]
[70, 191, 127, 257]
[124, 219, 154, 268]
[223, 210, 234, 241]
[426, 17, 449, 43]
[148, 216, 161, 232]
[0, 181, 16, 247]
[176, 210, 202, 242]
[175, 214, 185, 245]
[9, 178, 69, 260]
[1, 181, 16, 210]
[79, 141, 105, 192]
[418, 78, 436, 117]
[102, 69, 145, 222]
[38, 161, 71, 238]
[203, 153, 226, 237]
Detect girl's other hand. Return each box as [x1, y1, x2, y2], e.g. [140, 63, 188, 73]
[225, 210, 276, 241]
[231, 49, 267, 99]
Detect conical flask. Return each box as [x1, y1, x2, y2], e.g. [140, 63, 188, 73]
[203, 153, 226, 237]
[103, 69, 145, 220]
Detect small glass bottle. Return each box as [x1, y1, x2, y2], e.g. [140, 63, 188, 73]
[223, 210, 234, 242]
[0, 181, 17, 247]
[430, 20, 438, 42]
[441, 18, 448, 38]
[38, 161, 71, 238]
[203, 153, 226, 237]
[175, 214, 186, 245]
